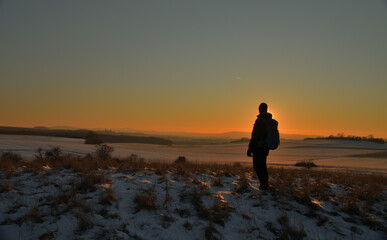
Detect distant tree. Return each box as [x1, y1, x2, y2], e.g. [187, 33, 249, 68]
[85, 131, 103, 144]
[337, 132, 345, 138]
[306, 133, 384, 144]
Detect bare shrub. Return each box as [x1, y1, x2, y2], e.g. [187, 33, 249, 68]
[34, 148, 45, 161]
[44, 147, 63, 161]
[95, 144, 114, 161]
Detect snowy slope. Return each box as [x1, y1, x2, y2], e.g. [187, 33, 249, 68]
[0, 166, 385, 240]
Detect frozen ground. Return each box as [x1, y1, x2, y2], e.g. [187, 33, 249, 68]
[0, 134, 386, 174]
[0, 167, 386, 240]
[0, 134, 386, 239]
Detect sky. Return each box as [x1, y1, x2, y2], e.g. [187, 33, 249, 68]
[0, 1, 386, 138]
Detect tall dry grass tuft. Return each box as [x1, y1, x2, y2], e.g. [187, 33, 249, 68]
[163, 174, 171, 205]
[210, 198, 234, 226]
[100, 188, 117, 206]
[205, 223, 220, 240]
[17, 206, 43, 224]
[269, 168, 297, 196]
[0, 179, 14, 193]
[134, 188, 158, 212]
[212, 176, 224, 187]
[234, 174, 250, 193]
[276, 214, 307, 240]
[77, 171, 110, 192]
[76, 211, 93, 233]
[0, 152, 23, 173]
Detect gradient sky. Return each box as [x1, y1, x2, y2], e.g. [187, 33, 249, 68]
[1, 1, 386, 137]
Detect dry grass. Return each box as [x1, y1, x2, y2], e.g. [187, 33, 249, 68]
[77, 171, 111, 192]
[269, 167, 386, 204]
[212, 176, 224, 187]
[100, 188, 117, 206]
[205, 223, 220, 240]
[276, 214, 307, 240]
[16, 206, 43, 224]
[163, 174, 170, 205]
[210, 198, 234, 226]
[233, 174, 250, 193]
[76, 211, 93, 233]
[1, 148, 386, 230]
[134, 188, 158, 212]
[0, 152, 24, 174]
[0, 179, 14, 193]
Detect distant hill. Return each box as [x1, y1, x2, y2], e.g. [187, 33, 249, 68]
[1, 125, 320, 146]
[305, 134, 385, 144]
[0, 126, 172, 145]
[113, 129, 314, 140]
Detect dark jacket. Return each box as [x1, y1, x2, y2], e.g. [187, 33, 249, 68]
[248, 112, 272, 153]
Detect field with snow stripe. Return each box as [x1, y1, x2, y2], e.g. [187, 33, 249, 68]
[0, 134, 386, 173]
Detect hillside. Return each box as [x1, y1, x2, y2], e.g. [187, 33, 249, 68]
[0, 152, 385, 240]
[0, 126, 172, 146]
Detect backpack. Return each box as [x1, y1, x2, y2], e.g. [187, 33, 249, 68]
[265, 118, 280, 150]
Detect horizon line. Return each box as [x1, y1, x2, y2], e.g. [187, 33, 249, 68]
[1, 125, 386, 139]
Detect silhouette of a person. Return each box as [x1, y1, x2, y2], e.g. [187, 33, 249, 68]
[247, 102, 272, 190]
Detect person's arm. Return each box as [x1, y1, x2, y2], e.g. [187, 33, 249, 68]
[247, 119, 259, 156]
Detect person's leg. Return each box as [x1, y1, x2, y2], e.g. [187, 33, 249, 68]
[253, 151, 268, 188]
[260, 156, 268, 188]
[252, 154, 263, 184]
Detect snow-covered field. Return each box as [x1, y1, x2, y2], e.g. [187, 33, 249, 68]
[0, 134, 386, 239]
[1, 165, 386, 240]
[0, 134, 386, 173]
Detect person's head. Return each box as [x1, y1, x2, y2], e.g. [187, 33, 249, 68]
[259, 102, 268, 113]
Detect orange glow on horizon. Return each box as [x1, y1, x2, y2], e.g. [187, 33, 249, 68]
[2, 121, 385, 139]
